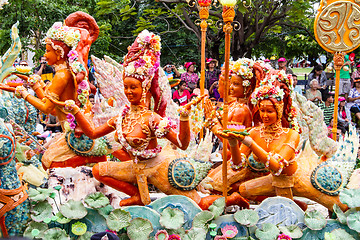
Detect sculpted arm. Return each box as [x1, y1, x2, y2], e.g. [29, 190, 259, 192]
[73, 111, 116, 139]
[226, 129, 300, 175]
[24, 72, 69, 114]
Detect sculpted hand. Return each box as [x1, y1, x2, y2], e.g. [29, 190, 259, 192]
[14, 86, 29, 99]
[216, 130, 245, 141]
[64, 100, 80, 115]
[0, 83, 15, 92]
[183, 94, 207, 111]
[204, 97, 215, 119]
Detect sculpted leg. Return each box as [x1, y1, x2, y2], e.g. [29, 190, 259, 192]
[292, 176, 348, 211]
[92, 162, 142, 206]
[239, 174, 276, 200]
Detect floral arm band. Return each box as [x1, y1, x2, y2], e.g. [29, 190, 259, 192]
[28, 74, 45, 90]
[230, 153, 247, 171]
[155, 117, 176, 138]
[178, 107, 190, 121]
[265, 152, 291, 176]
[14, 86, 29, 99]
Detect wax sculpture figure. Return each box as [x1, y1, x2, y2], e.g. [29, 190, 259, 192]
[202, 59, 270, 193]
[0, 13, 120, 170]
[218, 70, 354, 211]
[53, 30, 247, 209]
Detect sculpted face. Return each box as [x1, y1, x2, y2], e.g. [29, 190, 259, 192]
[44, 44, 58, 66]
[124, 77, 143, 104]
[259, 99, 278, 126]
[229, 74, 245, 98]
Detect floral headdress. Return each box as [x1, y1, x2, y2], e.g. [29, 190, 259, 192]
[251, 70, 299, 131]
[231, 58, 254, 79]
[123, 30, 161, 100]
[230, 58, 255, 88]
[46, 22, 89, 107]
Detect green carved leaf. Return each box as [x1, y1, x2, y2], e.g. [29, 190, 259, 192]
[31, 201, 52, 222]
[127, 218, 153, 240]
[347, 211, 360, 233]
[278, 225, 303, 239]
[333, 204, 347, 224]
[208, 197, 225, 219]
[55, 211, 71, 224]
[304, 210, 327, 230]
[106, 208, 131, 231]
[60, 200, 88, 220]
[159, 207, 185, 230]
[43, 227, 70, 240]
[324, 228, 356, 240]
[339, 188, 360, 208]
[184, 227, 207, 240]
[23, 221, 48, 239]
[192, 210, 214, 230]
[255, 223, 280, 240]
[234, 209, 259, 227]
[84, 192, 110, 209]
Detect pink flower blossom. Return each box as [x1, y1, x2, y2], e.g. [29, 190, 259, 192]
[78, 80, 89, 90]
[221, 224, 238, 238]
[63, 26, 70, 31]
[144, 35, 151, 43]
[67, 50, 78, 62]
[53, 22, 62, 29]
[214, 236, 227, 240]
[277, 234, 292, 240]
[66, 113, 75, 122]
[155, 230, 169, 240]
[69, 122, 76, 129]
[168, 234, 181, 240]
[105, 230, 118, 235]
[134, 58, 146, 68]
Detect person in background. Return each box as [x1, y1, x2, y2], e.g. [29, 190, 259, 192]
[173, 98, 180, 106]
[277, 57, 294, 74]
[172, 80, 191, 106]
[337, 96, 351, 130]
[351, 63, 360, 86]
[292, 74, 302, 95]
[305, 79, 322, 106]
[181, 62, 199, 93]
[209, 80, 220, 101]
[45, 114, 62, 133]
[339, 54, 352, 98]
[89, 93, 95, 105]
[35, 56, 55, 82]
[348, 78, 360, 127]
[319, 93, 334, 125]
[205, 58, 220, 89]
[307, 65, 327, 95]
[163, 63, 180, 80]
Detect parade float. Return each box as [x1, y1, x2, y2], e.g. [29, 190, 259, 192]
[0, 0, 360, 239]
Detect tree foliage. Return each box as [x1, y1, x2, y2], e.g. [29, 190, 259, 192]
[0, 0, 325, 65]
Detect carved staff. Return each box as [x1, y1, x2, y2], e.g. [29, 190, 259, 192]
[197, 0, 212, 139]
[219, 0, 236, 200]
[314, 0, 360, 140]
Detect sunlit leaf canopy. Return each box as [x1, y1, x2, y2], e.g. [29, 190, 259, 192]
[0, 0, 334, 66]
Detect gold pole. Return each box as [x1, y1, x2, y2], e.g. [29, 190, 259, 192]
[199, 4, 210, 139]
[221, 5, 235, 201]
[332, 52, 344, 141]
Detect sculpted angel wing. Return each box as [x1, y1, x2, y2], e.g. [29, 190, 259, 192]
[90, 55, 129, 126]
[0, 22, 21, 83]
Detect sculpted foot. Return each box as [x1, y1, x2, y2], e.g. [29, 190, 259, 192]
[119, 195, 143, 206]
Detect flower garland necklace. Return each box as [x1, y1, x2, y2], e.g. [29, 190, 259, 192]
[116, 105, 162, 162]
[259, 119, 289, 148]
